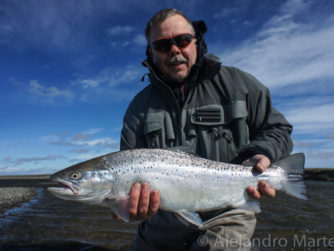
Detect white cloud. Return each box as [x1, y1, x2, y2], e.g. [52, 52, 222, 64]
[75, 65, 143, 89]
[108, 25, 134, 36]
[110, 33, 147, 49]
[304, 150, 334, 168]
[28, 80, 73, 99]
[219, 0, 334, 90]
[44, 129, 119, 150]
[73, 138, 118, 148]
[71, 64, 146, 103]
[69, 151, 112, 163]
[42, 128, 121, 167]
[133, 34, 147, 46]
[0, 126, 121, 174]
[0, 166, 55, 175]
[72, 128, 103, 141]
[284, 98, 334, 167]
[79, 79, 100, 89]
[293, 138, 334, 152]
[11, 64, 144, 105]
[51, 137, 118, 148]
[283, 103, 334, 136]
[10, 78, 74, 104]
[112, 66, 143, 86]
[1, 155, 66, 168]
[306, 150, 334, 160]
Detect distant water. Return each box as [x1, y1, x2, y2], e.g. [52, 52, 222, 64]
[0, 181, 333, 250]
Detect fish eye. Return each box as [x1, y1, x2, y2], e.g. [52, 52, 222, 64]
[71, 172, 81, 180]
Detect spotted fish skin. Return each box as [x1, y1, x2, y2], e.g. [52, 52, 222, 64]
[48, 148, 307, 226]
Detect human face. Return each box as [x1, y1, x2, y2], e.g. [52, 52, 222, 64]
[149, 15, 197, 83]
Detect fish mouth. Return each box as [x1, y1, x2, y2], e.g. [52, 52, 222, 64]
[49, 178, 80, 195]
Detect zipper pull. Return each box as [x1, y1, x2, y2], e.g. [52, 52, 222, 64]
[222, 131, 233, 144]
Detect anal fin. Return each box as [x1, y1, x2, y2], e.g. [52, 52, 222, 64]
[175, 210, 204, 227]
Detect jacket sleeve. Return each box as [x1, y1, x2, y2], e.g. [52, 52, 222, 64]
[120, 92, 148, 151]
[235, 70, 293, 163]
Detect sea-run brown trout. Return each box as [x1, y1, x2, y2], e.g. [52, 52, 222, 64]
[48, 148, 307, 227]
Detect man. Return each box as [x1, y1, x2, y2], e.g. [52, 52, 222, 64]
[119, 8, 292, 251]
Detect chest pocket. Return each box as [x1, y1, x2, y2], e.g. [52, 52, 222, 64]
[144, 112, 175, 148]
[186, 101, 249, 162]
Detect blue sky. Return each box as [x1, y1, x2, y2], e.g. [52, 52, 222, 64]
[0, 0, 333, 175]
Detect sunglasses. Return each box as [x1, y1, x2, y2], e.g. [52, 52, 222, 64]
[150, 33, 195, 52]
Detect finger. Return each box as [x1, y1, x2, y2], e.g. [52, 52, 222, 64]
[258, 181, 276, 198]
[255, 156, 270, 173]
[138, 183, 150, 218]
[246, 186, 261, 199]
[147, 190, 160, 217]
[128, 183, 141, 220]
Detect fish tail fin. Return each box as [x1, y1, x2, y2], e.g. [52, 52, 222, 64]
[273, 153, 308, 200]
[283, 181, 308, 200]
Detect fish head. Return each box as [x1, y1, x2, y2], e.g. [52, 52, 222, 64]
[47, 157, 114, 203]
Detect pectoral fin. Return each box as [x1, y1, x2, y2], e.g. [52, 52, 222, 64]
[105, 194, 130, 222]
[175, 210, 203, 227]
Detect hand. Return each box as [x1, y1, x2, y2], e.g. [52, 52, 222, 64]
[244, 154, 276, 199]
[112, 183, 160, 221]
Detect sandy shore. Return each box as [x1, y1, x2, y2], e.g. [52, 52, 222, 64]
[0, 187, 37, 214]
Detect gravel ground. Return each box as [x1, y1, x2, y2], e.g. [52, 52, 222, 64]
[0, 187, 37, 214]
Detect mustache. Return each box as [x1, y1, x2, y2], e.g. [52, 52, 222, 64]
[166, 55, 188, 66]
